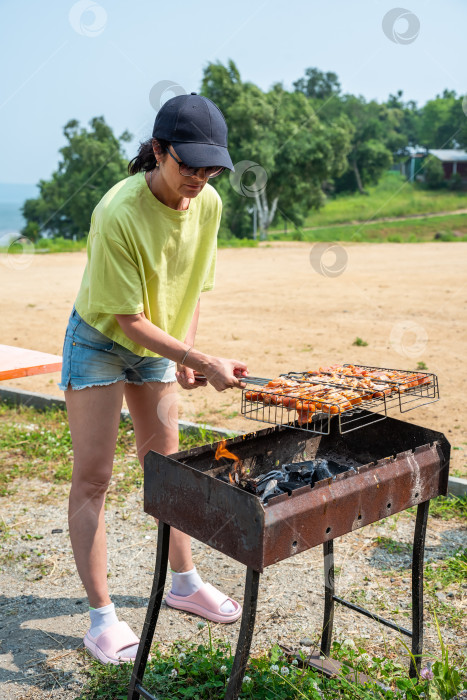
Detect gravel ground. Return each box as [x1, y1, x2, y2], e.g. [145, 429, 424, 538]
[0, 478, 465, 700]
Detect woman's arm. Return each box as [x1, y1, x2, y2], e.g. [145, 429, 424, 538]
[114, 311, 248, 391]
[176, 298, 206, 389]
[184, 297, 200, 348]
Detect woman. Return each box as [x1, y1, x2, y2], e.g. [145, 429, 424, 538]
[58, 92, 248, 665]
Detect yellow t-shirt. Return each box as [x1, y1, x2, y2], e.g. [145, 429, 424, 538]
[74, 171, 220, 357]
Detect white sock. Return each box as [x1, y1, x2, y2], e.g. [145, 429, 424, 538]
[171, 566, 236, 614]
[89, 602, 118, 638]
[89, 602, 139, 659]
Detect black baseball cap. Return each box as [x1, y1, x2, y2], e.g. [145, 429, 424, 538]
[152, 92, 235, 172]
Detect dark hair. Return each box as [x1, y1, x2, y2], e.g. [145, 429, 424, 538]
[128, 138, 170, 175]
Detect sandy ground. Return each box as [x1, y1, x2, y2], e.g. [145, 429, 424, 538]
[0, 242, 466, 698]
[0, 242, 466, 476]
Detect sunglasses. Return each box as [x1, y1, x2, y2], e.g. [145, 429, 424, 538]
[167, 149, 225, 179]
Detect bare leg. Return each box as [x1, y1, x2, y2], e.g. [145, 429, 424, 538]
[123, 381, 193, 573]
[66, 382, 125, 608]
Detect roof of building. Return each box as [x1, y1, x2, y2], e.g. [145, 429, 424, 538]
[428, 149, 467, 162]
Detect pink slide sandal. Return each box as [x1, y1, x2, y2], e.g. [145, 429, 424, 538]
[84, 620, 148, 665]
[165, 582, 242, 623]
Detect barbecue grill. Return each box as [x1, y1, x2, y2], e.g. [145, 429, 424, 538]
[128, 412, 450, 700]
[241, 364, 439, 435]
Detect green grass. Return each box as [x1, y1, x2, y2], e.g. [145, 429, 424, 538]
[423, 495, 467, 520]
[0, 401, 224, 498]
[352, 337, 368, 347]
[268, 212, 467, 243]
[268, 171, 467, 243]
[374, 536, 412, 556]
[425, 546, 467, 590]
[0, 235, 259, 254]
[0, 235, 87, 255]
[301, 171, 467, 228]
[218, 237, 258, 248]
[76, 635, 467, 700]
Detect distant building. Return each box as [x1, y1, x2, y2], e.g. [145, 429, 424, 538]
[399, 148, 467, 183]
[427, 149, 467, 180]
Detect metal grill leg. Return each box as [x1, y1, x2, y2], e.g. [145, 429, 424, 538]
[320, 539, 335, 656]
[224, 568, 260, 700]
[410, 500, 429, 678]
[128, 522, 170, 700]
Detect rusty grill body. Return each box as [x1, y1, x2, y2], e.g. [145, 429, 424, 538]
[144, 414, 448, 571]
[129, 413, 450, 700]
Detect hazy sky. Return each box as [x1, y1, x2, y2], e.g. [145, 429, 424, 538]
[1, 0, 465, 184]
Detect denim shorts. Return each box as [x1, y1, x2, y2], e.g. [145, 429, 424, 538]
[58, 306, 176, 391]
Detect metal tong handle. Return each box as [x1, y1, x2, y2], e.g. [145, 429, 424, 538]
[191, 373, 269, 386]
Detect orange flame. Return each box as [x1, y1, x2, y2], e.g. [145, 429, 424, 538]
[215, 440, 240, 462]
[215, 440, 244, 485]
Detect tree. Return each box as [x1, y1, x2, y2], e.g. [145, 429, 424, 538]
[293, 69, 407, 194]
[332, 96, 405, 194]
[202, 61, 353, 239]
[293, 67, 341, 101]
[22, 117, 132, 240]
[423, 156, 446, 189]
[417, 90, 460, 149]
[386, 90, 421, 148]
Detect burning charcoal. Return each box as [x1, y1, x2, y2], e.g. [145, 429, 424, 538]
[285, 470, 305, 482]
[284, 461, 314, 472]
[326, 459, 354, 475]
[262, 479, 279, 501]
[284, 460, 317, 477]
[254, 471, 287, 494]
[255, 470, 285, 484]
[242, 481, 257, 495]
[312, 460, 352, 485]
[277, 480, 307, 495]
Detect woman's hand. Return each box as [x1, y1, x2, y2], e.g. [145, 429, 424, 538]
[203, 357, 249, 392]
[176, 365, 208, 390]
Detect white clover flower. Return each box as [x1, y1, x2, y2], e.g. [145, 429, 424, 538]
[280, 666, 289, 676]
[360, 653, 371, 664]
[243, 675, 252, 684]
[292, 659, 298, 665]
[270, 664, 279, 672]
[170, 668, 178, 678]
[220, 665, 227, 673]
[178, 652, 186, 661]
[342, 638, 356, 650]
